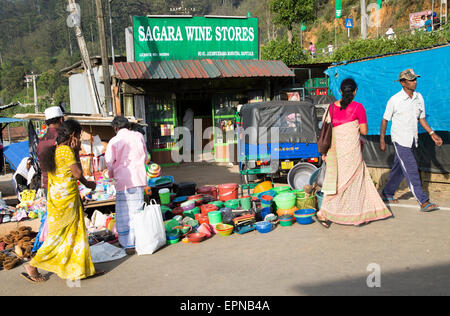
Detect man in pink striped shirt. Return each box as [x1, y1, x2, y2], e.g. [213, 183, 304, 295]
[105, 116, 147, 255]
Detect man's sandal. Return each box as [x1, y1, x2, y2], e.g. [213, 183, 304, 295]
[381, 194, 398, 204]
[420, 202, 440, 212]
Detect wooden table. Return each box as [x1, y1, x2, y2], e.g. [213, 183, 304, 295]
[83, 199, 116, 210]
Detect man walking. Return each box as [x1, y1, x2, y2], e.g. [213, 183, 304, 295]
[380, 69, 443, 212]
[105, 116, 147, 255]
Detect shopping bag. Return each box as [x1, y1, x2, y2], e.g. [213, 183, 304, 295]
[134, 199, 166, 255]
[317, 104, 333, 155]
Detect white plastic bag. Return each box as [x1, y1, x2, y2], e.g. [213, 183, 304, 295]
[134, 199, 166, 255]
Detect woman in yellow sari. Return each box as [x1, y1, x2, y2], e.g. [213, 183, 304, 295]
[22, 119, 98, 282]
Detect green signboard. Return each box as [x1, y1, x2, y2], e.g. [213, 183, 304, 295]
[335, 0, 342, 18]
[133, 16, 259, 61]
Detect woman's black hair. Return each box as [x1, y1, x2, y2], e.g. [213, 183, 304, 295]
[340, 78, 357, 110]
[40, 119, 82, 173]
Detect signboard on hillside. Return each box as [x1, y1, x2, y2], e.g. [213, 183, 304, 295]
[133, 16, 259, 61]
[409, 10, 432, 29]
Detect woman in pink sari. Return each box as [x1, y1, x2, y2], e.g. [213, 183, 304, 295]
[316, 78, 392, 227]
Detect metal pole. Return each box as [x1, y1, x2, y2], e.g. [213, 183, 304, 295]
[108, 0, 115, 64]
[95, 0, 113, 115]
[32, 74, 38, 114]
[67, 0, 105, 116]
[361, 0, 367, 39]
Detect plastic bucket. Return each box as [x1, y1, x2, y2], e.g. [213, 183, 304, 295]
[316, 191, 323, 210]
[209, 201, 224, 209]
[240, 196, 251, 210]
[218, 183, 239, 202]
[224, 199, 240, 209]
[197, 186, 217, 199]
[208, 211, 222, 225]
[260, 195, 273, 206]
[158, 188, 171, 205]
[260, 207, 271, 220]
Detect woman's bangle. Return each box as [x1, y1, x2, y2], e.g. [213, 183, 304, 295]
[429, 131, 435, 136]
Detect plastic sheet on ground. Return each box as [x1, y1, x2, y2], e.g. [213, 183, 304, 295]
[90, 241, 127, 264]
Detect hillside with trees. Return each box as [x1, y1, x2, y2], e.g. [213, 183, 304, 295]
[0, 0, 448, 114]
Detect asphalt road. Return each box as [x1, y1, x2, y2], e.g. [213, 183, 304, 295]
[1, 163, 449, 296]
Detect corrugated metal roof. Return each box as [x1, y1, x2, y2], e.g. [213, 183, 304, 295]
[0, 117, 25, 124]
[113, 59, 294, 80]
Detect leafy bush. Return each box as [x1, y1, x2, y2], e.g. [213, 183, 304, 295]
[332, 26, 449, 62]
[261, 36, 307, 64]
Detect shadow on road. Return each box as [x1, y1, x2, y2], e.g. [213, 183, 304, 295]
[293, 262, 450, 295]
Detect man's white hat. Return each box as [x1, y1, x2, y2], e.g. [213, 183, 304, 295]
[44, 106, 64, 120]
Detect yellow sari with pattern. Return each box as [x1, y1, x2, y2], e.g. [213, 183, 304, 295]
[30, 145, 96, 280]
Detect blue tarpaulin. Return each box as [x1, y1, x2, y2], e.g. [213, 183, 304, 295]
[325, 44, 450, 135]
[3, 140, 29, 171]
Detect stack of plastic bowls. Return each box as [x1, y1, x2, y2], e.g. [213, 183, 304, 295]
[294, 209, 316, 225]
[273, 192, 296, 210]
[279, 214, 294, 226]
[181, 200, 195, 211]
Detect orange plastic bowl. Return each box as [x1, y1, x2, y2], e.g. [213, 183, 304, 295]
[276, 207, 299, 223]
[253, 181, 273, 194]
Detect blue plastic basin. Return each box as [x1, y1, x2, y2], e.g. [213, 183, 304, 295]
[294, 209, 316, 225]
[255, 221, 273, 233]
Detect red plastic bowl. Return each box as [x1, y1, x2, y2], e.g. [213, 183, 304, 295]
[187, 232, 206, 243]
[200, 204, 218, 215]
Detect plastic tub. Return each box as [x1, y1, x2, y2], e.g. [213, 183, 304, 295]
[316, 191, 324, 210]
[255, 221, 273, 234]
[208, 201, 223, 209]
[208, 211, 222, 225]
[240, 196, 252, 210]
[215, 223, 234, 236]
[218, 183, 239, 202]
[166, 238, 180, 245]
[252, 181, 273, 194]
[187, 232, 206, 243]
[197, 186, 217, 199]
[272, 186, 291, 194]
[273, 193, 296, 210]
[200, 204, 218, 216]
[159, 188, 171, 205]
[279, 214, 294, 226]
[260, 207, 271, 220]
[224, 199, 240, 209]
[276, 207, 298, 223]
[294, 209, 316, 225]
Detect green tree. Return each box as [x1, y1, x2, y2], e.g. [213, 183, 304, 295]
[269, 0, 315, 43]
[261, 36, 307, 64]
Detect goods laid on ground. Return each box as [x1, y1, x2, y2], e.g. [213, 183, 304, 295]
[145, 176, 322, 248]
[0, 226, 36, 270]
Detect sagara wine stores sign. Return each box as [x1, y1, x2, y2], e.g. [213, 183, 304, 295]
[133, 16, 259, 61]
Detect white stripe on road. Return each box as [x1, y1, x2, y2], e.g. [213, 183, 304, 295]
[388, 202, 450, 211]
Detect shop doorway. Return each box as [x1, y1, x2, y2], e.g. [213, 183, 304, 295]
[176, 93, 213, 161]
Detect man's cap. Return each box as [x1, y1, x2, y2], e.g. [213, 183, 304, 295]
[44, 106, 64, 120]
[395, 68, 421, 82]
